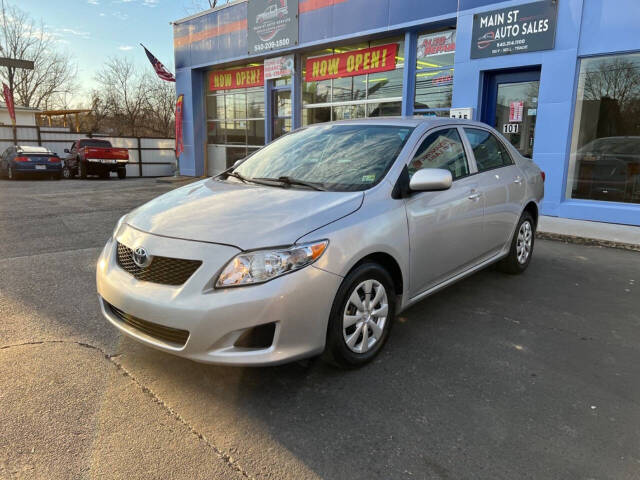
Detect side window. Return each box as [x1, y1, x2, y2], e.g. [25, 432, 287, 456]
[408, 128, 469, 181]
[464, 128, 513, 172]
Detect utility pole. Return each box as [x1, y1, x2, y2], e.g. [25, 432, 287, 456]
[0, 0, 35, 144]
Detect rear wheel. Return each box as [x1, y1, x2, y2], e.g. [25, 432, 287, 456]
[497, 212, 535, 274]
[117, 168, 126, 179]
[62, 166, 73, 179]
[99, 169, 110, 179]
[323, 263, 395, 368]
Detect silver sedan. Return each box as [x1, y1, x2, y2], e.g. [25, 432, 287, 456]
[96, 118, 544, 367]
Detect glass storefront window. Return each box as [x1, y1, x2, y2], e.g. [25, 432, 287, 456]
[301, 37, 405, 125]
[206, 64, 265, 172]
[414, 29, 456, 115]
[302, 107, 331, 126]
[568, 52, 640, 204]
[415, 68, 454, 110]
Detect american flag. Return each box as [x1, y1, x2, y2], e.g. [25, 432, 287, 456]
[141, 44, 176, 82]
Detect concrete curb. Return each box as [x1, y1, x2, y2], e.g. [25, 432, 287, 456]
[536, 231, 640, 252]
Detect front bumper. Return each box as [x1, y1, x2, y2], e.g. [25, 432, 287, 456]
[97, 225, 342, 365]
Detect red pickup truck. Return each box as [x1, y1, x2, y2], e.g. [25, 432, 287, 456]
[62, 139, 129, 179]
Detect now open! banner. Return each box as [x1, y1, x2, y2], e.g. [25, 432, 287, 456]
[305, 43, 398, 82]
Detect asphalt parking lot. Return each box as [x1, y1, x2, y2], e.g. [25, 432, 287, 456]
[1, 177, 639, 480]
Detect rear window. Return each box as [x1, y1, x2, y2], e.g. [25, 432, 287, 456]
[79, 140, 112, 148]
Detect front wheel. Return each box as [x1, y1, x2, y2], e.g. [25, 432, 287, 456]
[497, 212, 535, 274]
[62, 166, 73, 179]
[117, 168, 126, 179]
[323, 263, 396, 368]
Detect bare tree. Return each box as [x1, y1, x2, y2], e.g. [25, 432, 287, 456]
[183, 0, 229, 15]
[0, 2, 77, 109]
[92, 57, 175, 137]
[145, 75, 176, 137]
[95, 57, 151, 136]
[583, 57, 640, 108]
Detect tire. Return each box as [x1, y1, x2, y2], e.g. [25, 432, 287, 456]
[62, 167, 73, 180]
[53, 173, 62, 180]
[8, 166, 16, 180]
[79, 161, 87, 179]
[117, 168, 126, 180]
[99, 169, 110, 179]
[323, 262, 396, 368]
[497, 212, 535, 275]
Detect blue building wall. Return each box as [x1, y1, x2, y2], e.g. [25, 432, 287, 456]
[174, 0, 640, 225]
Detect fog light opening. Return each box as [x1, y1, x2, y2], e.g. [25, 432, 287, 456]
[233, 323, 276, 349]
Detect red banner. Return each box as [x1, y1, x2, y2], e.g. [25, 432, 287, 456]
[209, 65, 264, 91]
[175, 94, 184, 159]
[2, 83, 16, 126]
[305, 43, 398, 82]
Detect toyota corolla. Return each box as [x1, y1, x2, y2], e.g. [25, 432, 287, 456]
[97, 118, 544, 367]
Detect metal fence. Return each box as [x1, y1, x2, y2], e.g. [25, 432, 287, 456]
[0, 125, 176, 177]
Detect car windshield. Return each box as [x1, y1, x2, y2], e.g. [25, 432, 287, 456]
[233, 124, 414, 192]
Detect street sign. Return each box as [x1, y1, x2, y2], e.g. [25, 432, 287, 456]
[470, 0, 558, 59]
[248, 0, 298, 55]
[0, 57, 34, 70]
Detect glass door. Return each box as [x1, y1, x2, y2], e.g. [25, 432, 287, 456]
[483, 69, 541, 158]
[272, 88, 292, 140]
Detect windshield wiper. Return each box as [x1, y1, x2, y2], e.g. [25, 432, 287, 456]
[225, 171, 247, 183]
[223, 171, 279, 188]
[254, 176, 327, 191]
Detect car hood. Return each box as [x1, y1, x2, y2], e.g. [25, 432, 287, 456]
[125, 179, 364, 250]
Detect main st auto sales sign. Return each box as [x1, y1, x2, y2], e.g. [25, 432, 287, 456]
[470, 0, 558, 59]
[248, 0, 298, 55]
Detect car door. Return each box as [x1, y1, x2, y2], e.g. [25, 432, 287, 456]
[404, 126, 485, 298]
[68, 142, 78, 169]
[463, 127, 525, 256]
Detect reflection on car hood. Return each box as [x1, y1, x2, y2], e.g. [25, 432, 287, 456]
[125, 179, 364, 249]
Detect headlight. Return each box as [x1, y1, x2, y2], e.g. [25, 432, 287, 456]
[113, 214, 127, 237]
[216, 240, 328, 288]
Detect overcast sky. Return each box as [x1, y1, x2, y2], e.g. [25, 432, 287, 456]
[18, 0, 218, 103]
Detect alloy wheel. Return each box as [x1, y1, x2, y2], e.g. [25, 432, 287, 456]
[516, 220, 533, 264]
[342, 279, 388, 354]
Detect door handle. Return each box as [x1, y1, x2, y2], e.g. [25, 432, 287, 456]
[513, 176, 523, 185]
[468, 192, 481, 201]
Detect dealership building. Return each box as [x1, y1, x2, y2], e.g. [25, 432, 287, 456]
[173, 0, 640, 226]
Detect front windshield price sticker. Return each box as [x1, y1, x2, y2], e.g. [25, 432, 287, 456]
[503, 123, 520, 134]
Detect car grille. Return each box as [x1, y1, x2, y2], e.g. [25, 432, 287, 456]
[107, 302, 189, 347]
[116, 242, 202, 286]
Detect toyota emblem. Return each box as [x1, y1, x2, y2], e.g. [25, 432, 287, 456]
[132, 246, 152, 268]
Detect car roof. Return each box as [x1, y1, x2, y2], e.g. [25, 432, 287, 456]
[318, 116, 493, 129]
[16, 145, 54, 154]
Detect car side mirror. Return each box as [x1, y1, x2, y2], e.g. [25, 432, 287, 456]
[64, 148, 70, 153]
[409, 168, 453, 192]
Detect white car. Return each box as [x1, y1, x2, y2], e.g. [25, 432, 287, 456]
[97, 118, 544, 368]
